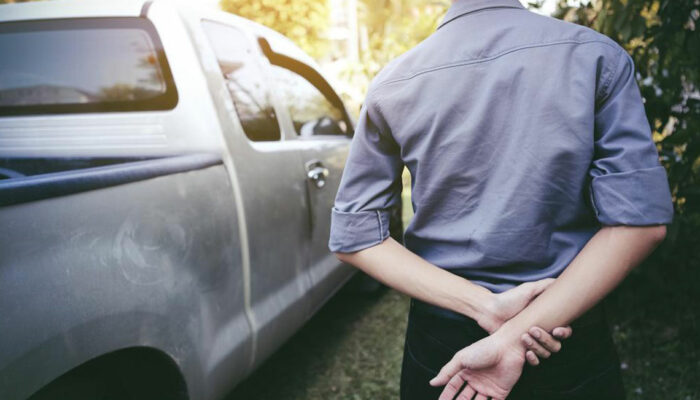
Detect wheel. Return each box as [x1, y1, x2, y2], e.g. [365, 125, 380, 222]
[27, 349, 187, 400]
[28, 364, 130, 400]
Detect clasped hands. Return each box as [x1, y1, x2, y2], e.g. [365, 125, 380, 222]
[429, 278, 571, 400]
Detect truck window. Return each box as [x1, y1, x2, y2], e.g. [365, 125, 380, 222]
[268, 64, 348, 137]
[0, 18, 177, 116]
[201, 21, 281, 142]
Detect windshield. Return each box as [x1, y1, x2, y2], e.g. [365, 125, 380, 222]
[0, 18, 177, 116]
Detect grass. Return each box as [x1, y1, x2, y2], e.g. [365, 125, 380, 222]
[227, 168, 699, 399]
[225, 284, 410, 400]
[604, 254, 700, 399]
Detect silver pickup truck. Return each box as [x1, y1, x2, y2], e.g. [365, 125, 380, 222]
[0, 1, 402, 399]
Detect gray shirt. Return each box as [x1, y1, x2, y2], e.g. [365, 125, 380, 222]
[327, 0, 674, 293]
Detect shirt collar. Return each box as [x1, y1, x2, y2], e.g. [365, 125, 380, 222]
[437, 0, 526, 30]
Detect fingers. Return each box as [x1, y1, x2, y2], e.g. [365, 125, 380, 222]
[552, 325, 573, 339]
[474, 394, 489, 400]
[438, 370, 467, 400]
[529, 326, 562, 353]
[521, 332, 552, 359]
[454, 382, 476, 400]
[430, 352, 464, 387]
[525, 350, 540, 366]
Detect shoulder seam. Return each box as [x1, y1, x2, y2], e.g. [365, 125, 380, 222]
[373, 39, 620, 90]
[364, 89, 400, 148]
[596, 47, 627, 107]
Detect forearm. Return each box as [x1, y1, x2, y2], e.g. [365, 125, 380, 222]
[498, 225, 667, 345]
[335, 236, 494, 325]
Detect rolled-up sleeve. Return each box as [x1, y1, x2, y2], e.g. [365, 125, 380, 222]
[587, 47, 674, 226]
[328, 91, 404, 253]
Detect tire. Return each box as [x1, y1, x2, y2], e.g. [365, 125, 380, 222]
[28, 349, 187, 400]
[28, 365, 131, 400]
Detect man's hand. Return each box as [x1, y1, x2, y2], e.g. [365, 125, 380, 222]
[334, 236, 574, 366]
[429, 328, 526, 400]
[521, 325, 572, 365]
[430, 225, 666, 399]
[478, 278, 555, 333]
[427, 319, 574, 399]
[478, 279, 573, 366]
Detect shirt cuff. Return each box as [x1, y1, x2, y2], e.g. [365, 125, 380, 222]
[328, 207, 392, 253]
[589, 165, 674, 226]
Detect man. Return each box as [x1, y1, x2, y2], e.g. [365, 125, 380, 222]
[328, 0, 674, 399]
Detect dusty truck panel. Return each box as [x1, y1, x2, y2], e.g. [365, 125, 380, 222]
[0, 0, 395, 399]
[213, 9, 361, 321]
[185, 6, 358, 379]
[0, 156, 249, 400]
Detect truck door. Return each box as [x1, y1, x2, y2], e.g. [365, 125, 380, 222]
[262, 47, 356, 312]
[200, 20, 314, 366]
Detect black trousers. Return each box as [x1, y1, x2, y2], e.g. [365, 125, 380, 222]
[400, 298, 627, 400]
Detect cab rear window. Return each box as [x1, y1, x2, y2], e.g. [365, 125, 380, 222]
[0, 17, 177, 116]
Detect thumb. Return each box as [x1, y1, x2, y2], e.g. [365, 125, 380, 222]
[429, 353, 464, 386]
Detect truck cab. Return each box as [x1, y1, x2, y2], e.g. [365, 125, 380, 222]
[0, 1, 401, 399]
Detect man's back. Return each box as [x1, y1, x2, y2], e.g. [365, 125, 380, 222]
[328, 0, 674, 293]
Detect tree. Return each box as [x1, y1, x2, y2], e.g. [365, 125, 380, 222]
[219, 0, 331, 59]
[326, 0, 449, 114]
[356, 0, 449, 78]
[554, 0, 700, 257]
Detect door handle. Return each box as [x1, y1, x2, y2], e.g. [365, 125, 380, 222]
[305, 159, 329, 189]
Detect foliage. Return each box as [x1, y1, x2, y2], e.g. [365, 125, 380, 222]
[356, 0, 449, 79]
[333, 1, 449, 112]
[219, 0, 331, 59]
[554, 0, 700, 261]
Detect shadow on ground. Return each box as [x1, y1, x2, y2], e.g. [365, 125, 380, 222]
[226, 276, 410, 400]
[605, 254, 699, 399]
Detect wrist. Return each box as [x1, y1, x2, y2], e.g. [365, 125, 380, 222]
[466, 289, 501, 333]
[492, 320, 527, 353]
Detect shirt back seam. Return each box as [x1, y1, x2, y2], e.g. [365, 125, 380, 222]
[373, 39, 619, 90]
[437, 6, 528, 30]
